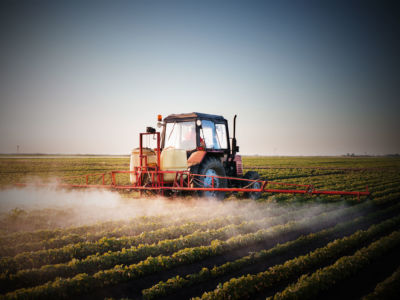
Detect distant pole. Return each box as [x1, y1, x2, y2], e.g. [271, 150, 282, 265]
[17, 145, 19, 154]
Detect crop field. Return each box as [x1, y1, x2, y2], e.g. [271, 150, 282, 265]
[0, 155, 400, 300]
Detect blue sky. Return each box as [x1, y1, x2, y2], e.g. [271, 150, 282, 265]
[0, 0, 399, 155]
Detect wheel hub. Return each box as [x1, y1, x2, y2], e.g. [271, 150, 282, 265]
[204, 169, 219, 197]
[253, 181, 261, 189]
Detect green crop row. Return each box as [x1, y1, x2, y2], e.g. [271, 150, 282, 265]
[282, 171, 398, 191]
[362, 265, 400, 300]
[241, 156, 400, 169]
[0, 215, 246, 257]
[197, 220, 400, 299]
[0, 216, 267, 291]
[0, 219, 247, 275]
[270, 231, 400, 299]
[0, 222, 167, 258]
[0, 214, 173, 245]
[246, 168, 343, 181]
[0, 202, 332, 275]
[372, 192, 400, 205]
[265, 172, 399, 203]
[0, 201, 283, 252]
[0, 204, 334, 292]
[266, 177, 398, 204]
[142, 202, 400, 300]
[1, 202, 371, 299]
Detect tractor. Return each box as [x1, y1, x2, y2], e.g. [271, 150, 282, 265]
[130, 112, 261, 199]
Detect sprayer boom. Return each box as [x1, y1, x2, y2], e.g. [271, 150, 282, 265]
[14, 114, 371, 201]
[17, 169, 369, 201]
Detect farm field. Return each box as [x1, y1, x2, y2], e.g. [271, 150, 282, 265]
[0, 155, 400, 299]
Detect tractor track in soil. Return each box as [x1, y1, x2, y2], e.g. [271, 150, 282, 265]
[80, 202, 394, 300]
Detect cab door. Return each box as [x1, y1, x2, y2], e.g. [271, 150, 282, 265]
[199, 120, 228, 150]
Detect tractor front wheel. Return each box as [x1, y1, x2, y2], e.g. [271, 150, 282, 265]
[195, 156, 227, 200]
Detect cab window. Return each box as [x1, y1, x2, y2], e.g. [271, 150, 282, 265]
[200, 120, 227, 149]
[164, 121, 196, 150]
[215, 123, 228, 149]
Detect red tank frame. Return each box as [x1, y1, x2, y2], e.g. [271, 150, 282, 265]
[15, 132, 370, 200]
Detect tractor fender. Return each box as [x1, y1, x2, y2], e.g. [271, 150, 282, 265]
[187, 150, 207, 167]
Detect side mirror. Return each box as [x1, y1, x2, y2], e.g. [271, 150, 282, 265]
[146, 127, 156, 134]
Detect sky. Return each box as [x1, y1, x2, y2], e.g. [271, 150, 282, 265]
[0, 0, 399, 156]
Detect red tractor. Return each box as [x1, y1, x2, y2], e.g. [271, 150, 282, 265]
[154, 112, 261, 199]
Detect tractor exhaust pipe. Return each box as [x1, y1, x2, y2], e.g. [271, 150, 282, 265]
[232, 115, 238, 158]
[233, 114, 237, 139]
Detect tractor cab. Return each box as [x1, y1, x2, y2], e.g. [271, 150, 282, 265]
[158, 112, 245, 198]
[161, 112, 230, 156]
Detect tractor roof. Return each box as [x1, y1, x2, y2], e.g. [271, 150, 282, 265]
[164, 112, 226, 123]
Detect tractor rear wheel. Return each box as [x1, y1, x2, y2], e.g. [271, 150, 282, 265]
[244, 171, 262, 200]
[194, 156, 227, 200]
